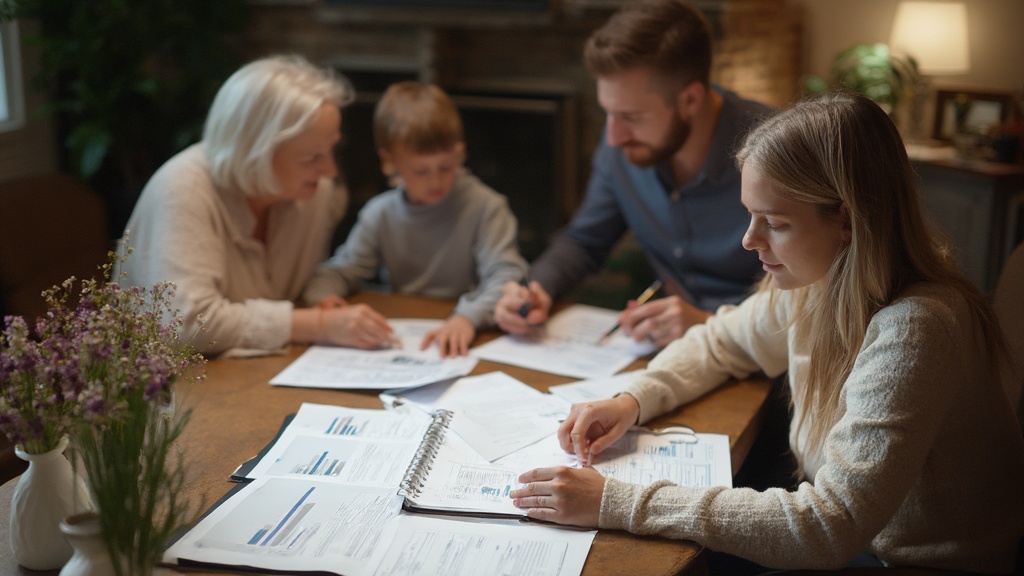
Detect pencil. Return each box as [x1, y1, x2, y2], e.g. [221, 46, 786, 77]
[597, 279, 663, 346]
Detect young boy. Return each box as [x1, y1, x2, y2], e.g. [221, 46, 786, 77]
[302, 81, 528, 357]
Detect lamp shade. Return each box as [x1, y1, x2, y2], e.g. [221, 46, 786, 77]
[889, 1, 970, 75]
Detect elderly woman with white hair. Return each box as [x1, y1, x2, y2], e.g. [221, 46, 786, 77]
[120, 54, 394, 356]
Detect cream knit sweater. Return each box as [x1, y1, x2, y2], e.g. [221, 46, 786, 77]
[603, 283, 1024, 572]
[121, 144, 347, 355]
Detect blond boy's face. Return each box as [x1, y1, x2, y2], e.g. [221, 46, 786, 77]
[380, 143, 465, 205]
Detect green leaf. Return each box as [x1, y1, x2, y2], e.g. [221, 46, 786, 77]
[802, 75, 829, 95]
[66, 123, 111, 179]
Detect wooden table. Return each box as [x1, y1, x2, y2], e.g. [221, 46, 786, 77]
[0, 292, 772, 576]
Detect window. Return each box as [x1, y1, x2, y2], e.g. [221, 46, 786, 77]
[0, 19, 25, 132]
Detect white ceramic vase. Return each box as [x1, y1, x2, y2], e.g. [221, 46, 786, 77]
[10, 436, 94, 570]
[58, 512, 118, 576]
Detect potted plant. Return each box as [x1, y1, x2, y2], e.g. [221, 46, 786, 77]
[804, 43, 919, 117]
[0, 315, 94, 570]
[0, 0, 246, 235]
[0, 245, 206, 574]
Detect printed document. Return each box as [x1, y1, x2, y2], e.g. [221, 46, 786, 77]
[374, 514, 594, 576]
[269, 325, 477, 390]
[243, 404, 432, 484]
[470, 304, 657, 379]
[163, 477, 596, 576]
[405, 426, 731, 517]
[163, 477, 404, 575]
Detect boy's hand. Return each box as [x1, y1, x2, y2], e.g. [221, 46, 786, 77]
[422, 315, 475, 357]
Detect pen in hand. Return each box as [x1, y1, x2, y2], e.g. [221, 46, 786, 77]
[389, 334, 403, 350]
[517, 278, 532, 318]
[597, 279, 663, 346]
[569, 433, 590, 467]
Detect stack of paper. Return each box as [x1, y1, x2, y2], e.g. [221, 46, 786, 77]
[163, 403, 596, 576]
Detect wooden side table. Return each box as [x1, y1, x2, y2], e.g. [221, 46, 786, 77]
[909, 150, 1024, 293]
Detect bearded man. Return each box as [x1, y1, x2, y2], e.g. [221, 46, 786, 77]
[495, 0, 774, 346]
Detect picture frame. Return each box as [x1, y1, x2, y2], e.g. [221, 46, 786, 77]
[933, 88, 1014, 141]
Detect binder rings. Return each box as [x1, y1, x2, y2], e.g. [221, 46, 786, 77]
[397, 408, 454, 499]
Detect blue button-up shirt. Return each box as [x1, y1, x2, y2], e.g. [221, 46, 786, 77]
[531, 87, 774, 311]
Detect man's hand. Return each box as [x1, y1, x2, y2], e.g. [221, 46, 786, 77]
[618, 296, 711, 347]
[494, 280, 552, 334]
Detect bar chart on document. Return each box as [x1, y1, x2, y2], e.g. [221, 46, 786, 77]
[326, 415, 363, 435]
[260, 434, 418, 487]
[176, 478, 403, 571]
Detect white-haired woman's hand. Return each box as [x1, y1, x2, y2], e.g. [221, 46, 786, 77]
[317, 305, 393, 349]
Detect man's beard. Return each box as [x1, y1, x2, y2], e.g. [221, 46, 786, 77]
[621, 113, 691, 168]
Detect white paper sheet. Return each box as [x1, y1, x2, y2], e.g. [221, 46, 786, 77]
[547, 370, 643, 404]
[381, 372, 571, 461]
[387, 318, 450, 352]
[269, 342, 477, 390]
[470, 304, 657, 379]
[373, 514, 595, 576]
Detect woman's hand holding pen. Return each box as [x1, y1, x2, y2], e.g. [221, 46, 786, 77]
[511, 394, 639, 525]
[558, 394, 641, 465]
[494, 280, 552, 334]
[618, 296, 711, 347]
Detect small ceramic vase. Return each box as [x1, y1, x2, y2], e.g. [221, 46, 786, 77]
[9, 436, 94, 570]
[58, 512, 118, 576]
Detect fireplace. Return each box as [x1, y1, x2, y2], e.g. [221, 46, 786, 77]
[334, 68, 580, 261]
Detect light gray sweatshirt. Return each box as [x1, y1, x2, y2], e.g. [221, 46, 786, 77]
[303, 169, 527, 328]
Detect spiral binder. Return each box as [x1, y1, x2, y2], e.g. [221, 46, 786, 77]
[398, 409, 454, 498]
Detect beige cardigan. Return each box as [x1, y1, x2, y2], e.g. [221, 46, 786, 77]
[603, 283, 1024, 573]
[121, 144, 347, 355]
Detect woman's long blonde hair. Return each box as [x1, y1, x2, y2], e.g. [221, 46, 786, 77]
[736, 92, 1003, 451]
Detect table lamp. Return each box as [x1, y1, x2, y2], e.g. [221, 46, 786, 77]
[889, 1, 971, 140]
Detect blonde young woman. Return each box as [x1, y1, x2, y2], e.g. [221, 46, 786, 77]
[511, 92, 1024, 573]
[121, 55, 394, 356]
